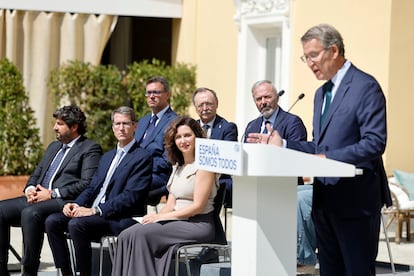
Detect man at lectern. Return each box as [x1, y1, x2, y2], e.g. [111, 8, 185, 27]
[248, 24, 392, 276]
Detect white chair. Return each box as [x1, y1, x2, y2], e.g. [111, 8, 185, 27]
[382, 177, 414, 244]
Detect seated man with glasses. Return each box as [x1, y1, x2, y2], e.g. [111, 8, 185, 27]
[134, 76, 177, 206]
[45, 106, 152, 276]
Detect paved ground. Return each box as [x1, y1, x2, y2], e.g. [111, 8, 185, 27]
[8, 209, 414, 275]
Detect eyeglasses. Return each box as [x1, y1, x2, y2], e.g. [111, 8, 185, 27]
[196, 102, 215, 109]
[112, 121, 134, 128]
[300, 47, 330, 63]
[145, 90, 165, 96]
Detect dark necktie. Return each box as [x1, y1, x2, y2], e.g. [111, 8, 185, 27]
[262, 120, 271, 134]
[144, 115, 158, 140]
[41, 144, 68, 188]
[320, 80, 334, 127]
[202, 124, 210, 138]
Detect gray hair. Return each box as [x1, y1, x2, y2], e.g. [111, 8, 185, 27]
[251, 80, 278, 96]
[301, 24, 345, 57]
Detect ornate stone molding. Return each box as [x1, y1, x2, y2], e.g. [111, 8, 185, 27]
[233, 0, 290, 29]
[240, 0, 288, 16]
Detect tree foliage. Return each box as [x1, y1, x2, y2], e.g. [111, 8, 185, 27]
[0, 59, 43, 175]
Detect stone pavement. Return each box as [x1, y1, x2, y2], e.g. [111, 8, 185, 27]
[8, 209, 414, 275]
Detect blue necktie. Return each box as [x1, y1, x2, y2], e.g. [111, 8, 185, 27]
[143, 115, 158, 140]
[41, 144, 68, 188]
[320, 80, 334, 128]
[202, 124, 210, 138]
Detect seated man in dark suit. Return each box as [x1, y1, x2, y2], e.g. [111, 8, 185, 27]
[192, 87, 238, 208]
[134, 76, 177, 205]
[45, 106, 152, 276]
[0, 105, 103, 276]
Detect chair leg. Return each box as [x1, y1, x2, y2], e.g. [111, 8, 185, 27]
[381, 213, 395, 274]
[396, 216, 402, 244]
[406, 218, 411, 241]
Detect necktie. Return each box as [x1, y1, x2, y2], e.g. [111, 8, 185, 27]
[202, 124, 210, 138]
[320, 80, 334, 127]
[143, 115, 158, 140]
[262, 120, 271, 134]
[41, 144, 68, 188]
[93, 149, 125, 207]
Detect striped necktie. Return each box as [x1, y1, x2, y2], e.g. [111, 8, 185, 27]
[41, 144, 68, 188]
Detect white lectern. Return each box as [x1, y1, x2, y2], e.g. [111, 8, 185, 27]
[195, 139, 358, 276]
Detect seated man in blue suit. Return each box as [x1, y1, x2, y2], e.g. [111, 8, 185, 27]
[192, 87, 238, 208]
[134, 76, 177, 205]
[45, 106, 152, 276]
[249, 24, 392, 276]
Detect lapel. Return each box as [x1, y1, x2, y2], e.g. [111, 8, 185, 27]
[54, 137, 84, 177]
[40, 142, 62, 181]
[272, 109, 287, 132]
[210, 116, 223, 140]
[136, 115, 150, 144]
[105, 142, 138, 194]
[250, 117, 263, 134]
[318, 67, 354, 138]
[140, 107, 173, 147]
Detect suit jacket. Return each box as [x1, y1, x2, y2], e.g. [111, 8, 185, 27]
[135, 107, 177, 191]
[244, 108, 307, 142]
[287, 64, 392, 217]
[75, 142, 152, 232]
[25, 136, 102, 199]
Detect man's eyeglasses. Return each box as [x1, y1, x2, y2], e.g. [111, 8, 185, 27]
[112, 121, 134, 128]
[145, 90, 165, 96]
[300, 47, 330, 63]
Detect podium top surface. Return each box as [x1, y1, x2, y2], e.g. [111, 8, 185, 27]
[195, 138, 357, 177]
[241, 143, 356, 177]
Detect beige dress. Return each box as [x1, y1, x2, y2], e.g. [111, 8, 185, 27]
[111, 163, 219, 276]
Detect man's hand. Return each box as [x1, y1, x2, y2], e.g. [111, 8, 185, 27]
[246, 124, 283, 147]
[70, 206, 95, 217]
[26, 187, 37, 204]
[62, 203, 79, 218]
[29, 185, 51, 203]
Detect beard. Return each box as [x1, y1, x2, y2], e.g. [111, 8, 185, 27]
[260, 107, 275, 118]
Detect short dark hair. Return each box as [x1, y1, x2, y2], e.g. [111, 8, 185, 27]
[53, 105, 87, 135]
[164, 116, 205, 166]
[146, 76, 170, 93]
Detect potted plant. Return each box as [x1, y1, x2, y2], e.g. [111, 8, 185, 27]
[0, 59, 43, 200]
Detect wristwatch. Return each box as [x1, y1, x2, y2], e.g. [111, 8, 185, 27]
[50, 190, 58, 199]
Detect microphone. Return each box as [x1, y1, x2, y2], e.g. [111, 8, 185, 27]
[277, 90, 285, 97]
[287, 93, 305, 112]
